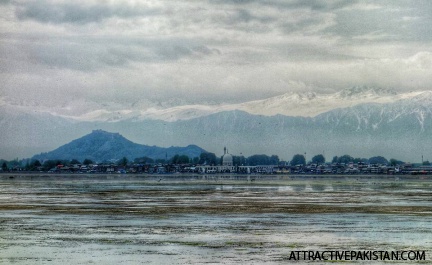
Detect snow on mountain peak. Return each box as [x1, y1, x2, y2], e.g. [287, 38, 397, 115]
[50, 88, 432, 121]
[336, 86, 397, 99]
[283, 91, 317, 101]
[404, 91, 432, 104]
[3, 87, 431, 122]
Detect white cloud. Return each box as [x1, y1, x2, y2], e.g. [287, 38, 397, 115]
[14, 0, 162, 24]
[1, 0, 432, 115]
[405, 52, 432, 69]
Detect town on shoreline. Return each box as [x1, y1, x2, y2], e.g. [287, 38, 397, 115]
[1, 150, 432, 176]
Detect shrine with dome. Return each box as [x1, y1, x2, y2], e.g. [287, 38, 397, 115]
[197, 147, 236, 173]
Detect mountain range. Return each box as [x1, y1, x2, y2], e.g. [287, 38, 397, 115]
[1, 86, 432, 162]
[69, 87, 430, 121]
[2, 86, 426, 122]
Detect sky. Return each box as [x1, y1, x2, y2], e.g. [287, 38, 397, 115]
[2, 0, 432, 116]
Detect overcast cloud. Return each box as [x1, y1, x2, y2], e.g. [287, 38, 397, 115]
[1, 0, 432, 114]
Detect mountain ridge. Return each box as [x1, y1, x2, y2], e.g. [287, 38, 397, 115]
[1, 87, 429, 122]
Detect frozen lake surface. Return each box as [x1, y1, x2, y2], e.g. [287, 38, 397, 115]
[0, 174, 432, 264]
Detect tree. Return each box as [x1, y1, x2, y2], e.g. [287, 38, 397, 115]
[389, 158, 404, 166]
[353, 157, 368, 163]
[70, 159, 80, 165]
[118, 157, 128, 166]
[42, 160, 60, 171]
[270, 155, 280, 165]
[171, 154, 190, 164]
[25, 160, 30, 171]
[178, 155, 190, 164]
[233, 155, 246, 166]
[423, 160, 431, 166]
[332, 156, 338, 163]
[199, 152, 217, 165]
[8, 159, 21, 170]
[245, 154, 279, 165]
[30, 160, 42, 170]
[247, 154, 270, 165]
[171, 154, 179, 164]
[290, 154, 306, 166]
[337, 155, 354, 164]
[83, 159, 94, 165]
[368, 156, 388, 165]
[311, 154, 325, 164]
[2, 162, 8, 172]
[134, 156, 153, 164]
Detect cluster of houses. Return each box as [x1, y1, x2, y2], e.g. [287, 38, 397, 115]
[2, 147, 431, 175]
[39, 160, 432, 175]
[292, 162, 432, 175]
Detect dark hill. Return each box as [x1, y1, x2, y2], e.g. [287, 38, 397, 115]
[32, 130, 206, 162]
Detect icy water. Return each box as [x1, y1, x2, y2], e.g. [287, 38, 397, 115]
[0, 174, 432, 264]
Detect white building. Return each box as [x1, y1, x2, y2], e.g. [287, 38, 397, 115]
[198, 147, 236, 173]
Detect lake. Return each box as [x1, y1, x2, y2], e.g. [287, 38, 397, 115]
[0, 174, 431, 264]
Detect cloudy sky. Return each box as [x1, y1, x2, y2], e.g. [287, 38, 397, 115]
[1, 0, 432, 115]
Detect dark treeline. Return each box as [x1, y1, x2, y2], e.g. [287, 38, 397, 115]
[1, 152, 427, 172]
[290, 153, 413, 166]
[1, 152, 279, 172]
[0, 158, 96, 172]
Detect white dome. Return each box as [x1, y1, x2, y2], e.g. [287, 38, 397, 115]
[222, 152, 233, 166]
[223, 153, 233, 163]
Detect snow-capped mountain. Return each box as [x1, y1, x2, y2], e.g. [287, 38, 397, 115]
[63, 86, 431, 121]
[237, 86, 412, 117]
[315, 90, 432, 133]
[2, 86, 428, 122]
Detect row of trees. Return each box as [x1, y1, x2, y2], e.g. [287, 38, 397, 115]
[179, 153, 281, 166]
[290, 154, 325, 165]
[1, 152, 426, 172]
[290, 154, 418, 166]
[0, 152, 282, 172]
[1, 158, 95, 172]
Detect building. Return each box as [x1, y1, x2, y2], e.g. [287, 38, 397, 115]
[197, 147, 236, 173]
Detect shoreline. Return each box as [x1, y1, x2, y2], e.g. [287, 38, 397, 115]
[0, 172, 429, 181]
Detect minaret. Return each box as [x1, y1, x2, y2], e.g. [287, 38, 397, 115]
[224, 147, 226, 155]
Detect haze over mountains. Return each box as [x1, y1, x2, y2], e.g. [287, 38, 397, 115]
[1, 86, 432, 162]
